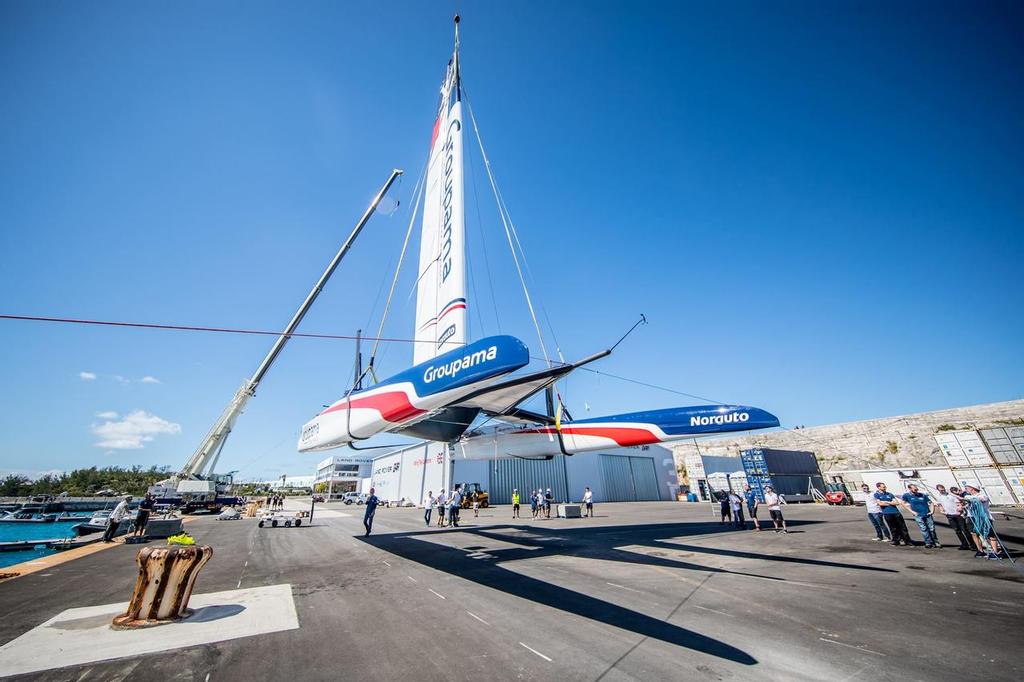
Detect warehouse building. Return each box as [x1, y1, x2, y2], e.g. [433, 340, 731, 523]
[361, 441, 678, 506]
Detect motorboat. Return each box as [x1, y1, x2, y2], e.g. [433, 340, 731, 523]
[72, 510, 131, 537]
[0, 511, 57, 523]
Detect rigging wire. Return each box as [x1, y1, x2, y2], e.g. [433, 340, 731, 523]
[363, 158, 429, 378]
[465, 129, 502, 333]
[463, 90, 551, 366]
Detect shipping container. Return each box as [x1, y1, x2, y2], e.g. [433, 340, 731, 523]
[952, 468, 1017, 506]
[979, 428, 1024, 465]
[935, 430, 995, 468]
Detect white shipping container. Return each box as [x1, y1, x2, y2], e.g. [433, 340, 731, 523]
[952, 468, 1017, 506]
[953, 431, 986, 449]
[999, 466, 1024, 504]
[685, 453, 706, 479]
[728, 472, 748, 495]
[938, 445, 971, 468]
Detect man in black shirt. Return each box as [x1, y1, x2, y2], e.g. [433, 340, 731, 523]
[134, 493, 155, 537]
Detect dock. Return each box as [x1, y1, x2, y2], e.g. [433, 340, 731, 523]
[0, 501, 1022, 680]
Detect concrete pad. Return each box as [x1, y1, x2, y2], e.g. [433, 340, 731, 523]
[0, 583, 298, 677]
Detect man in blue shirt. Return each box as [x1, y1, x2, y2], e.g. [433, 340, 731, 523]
[901, 483, 941, 548]
[743, 485, 761, 531]
[874, 482, 913, 546]
[363, 487, 379, 537]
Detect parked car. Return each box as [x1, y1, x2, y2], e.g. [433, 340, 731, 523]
[341, 492, 366, 505]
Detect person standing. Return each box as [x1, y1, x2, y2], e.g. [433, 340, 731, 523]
[582, 487, 594, 518]
[728, 491, 745, 530]
[512, 489, 521, 519]
[959, 485, 1003, 559]
[718, 491, 731, 525]
[530, 490, 538, 519]
[423, 490, 434, 527]
[472, 497, 480, 518]
[763, 486, 788, 533]
[436, 489, 447, 527]
[363, 487, 379, 536]
[901, 483, 941, 548]
[743, 484, 761, 531]
[103, 496, 132, 542]
[934, 485, 971, 550]
[448, 485, 462, 527]
[874, 482, 912, 546]
[861, 484, 891, 542]
[134, 493, 155, 537]
[544, 488, 553, 519]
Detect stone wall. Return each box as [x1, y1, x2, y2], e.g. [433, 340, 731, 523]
[670, 400, 1024, 475]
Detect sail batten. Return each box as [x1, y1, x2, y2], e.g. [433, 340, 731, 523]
[414, 47, 467, 365]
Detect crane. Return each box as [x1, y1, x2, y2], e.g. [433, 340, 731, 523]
[152, 169, 404, 510]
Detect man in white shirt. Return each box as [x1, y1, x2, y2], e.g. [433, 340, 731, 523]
[102, 496, 132, 542]
[582, 487, 594, 517]
[728, 492, 745, 530]
[934, 484, 971, 550]
[861, 484, 891, 541]
[763, 486, 788, 533]
[423, 490, 435, 527]
[448, 486, 462, 527]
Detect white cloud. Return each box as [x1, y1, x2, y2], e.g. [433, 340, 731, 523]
[91, 410, 181, 450]
[95, 410, 119, 419]
[140, 376, 161, 384]
[79, 372, 97, 381]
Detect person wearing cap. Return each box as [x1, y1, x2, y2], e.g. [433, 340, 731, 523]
[934, 484, 972, 550]
[511, 489, 521, 519]
[901, 483, 941, 548]
[861, 484, 891, 542]
[957, 484, 1003, 559]
[874, 482, 913, 546]
[763, 486, 787, 533]
[103, 495, 132, 542]
[544, 488, 553, 519]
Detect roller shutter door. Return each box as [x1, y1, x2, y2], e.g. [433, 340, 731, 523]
[488, 458, 568, 504]
[629, 457, 660, 501]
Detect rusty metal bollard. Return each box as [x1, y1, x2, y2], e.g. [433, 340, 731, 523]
[111, 544, 213, 629]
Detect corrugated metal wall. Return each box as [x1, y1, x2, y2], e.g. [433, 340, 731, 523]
[601, 455, 636, 501]
[488, 458, 568, 504]
[629, 457, 660, 501]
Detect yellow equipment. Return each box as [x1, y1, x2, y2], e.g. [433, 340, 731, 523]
[458, 483, 489, 508]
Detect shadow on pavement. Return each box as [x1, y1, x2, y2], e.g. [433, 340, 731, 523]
[359, 520, 894, 665]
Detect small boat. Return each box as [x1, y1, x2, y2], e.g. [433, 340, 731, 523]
[72, 510, 131, 537]
[0, 511, 57, 523]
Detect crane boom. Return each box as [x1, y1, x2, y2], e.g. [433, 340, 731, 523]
[176, 169, 404, 481]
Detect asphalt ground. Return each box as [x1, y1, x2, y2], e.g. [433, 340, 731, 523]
[1, 500, 1022, 681]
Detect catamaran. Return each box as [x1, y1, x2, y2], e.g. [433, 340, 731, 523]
[298, 16, 779, 458]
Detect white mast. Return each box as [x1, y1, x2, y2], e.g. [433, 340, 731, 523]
[413, 15, 467, 365]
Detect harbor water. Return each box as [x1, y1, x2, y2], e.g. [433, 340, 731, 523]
[0, 520, 86, 570]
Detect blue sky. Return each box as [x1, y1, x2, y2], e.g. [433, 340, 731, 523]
[1, 1, 1021, 480]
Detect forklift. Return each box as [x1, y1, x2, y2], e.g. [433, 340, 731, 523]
[824, 480, 854, 505]
[457, 483, 489, 509]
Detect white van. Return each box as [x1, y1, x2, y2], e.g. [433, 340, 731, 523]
[341, 492, 366, 505]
